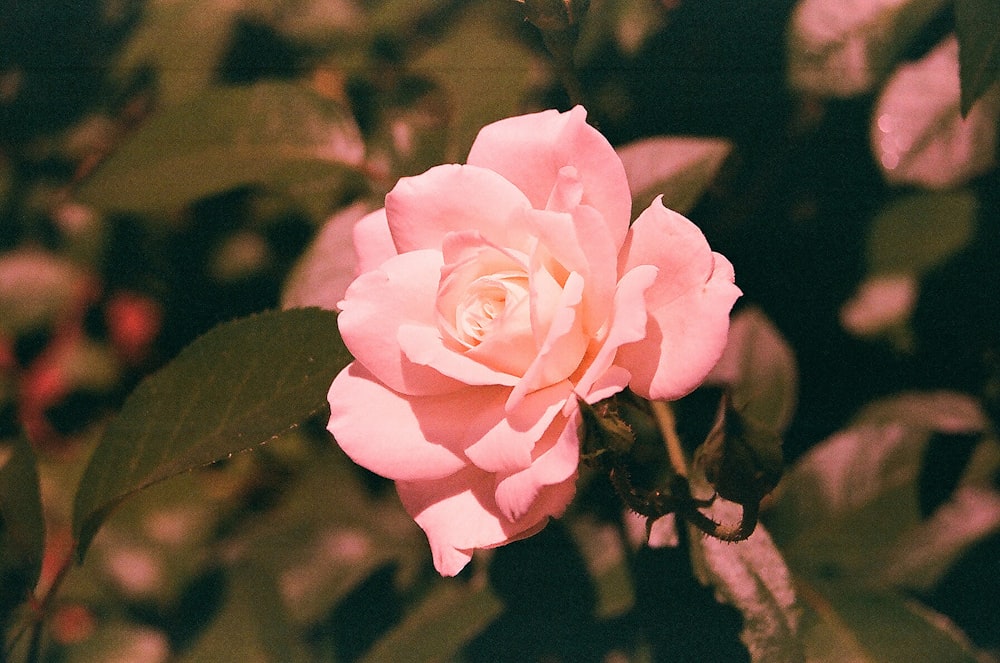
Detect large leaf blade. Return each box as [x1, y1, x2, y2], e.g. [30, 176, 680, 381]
[956, 0, 1000, 114]
[0, 435, 45, 619]
[77, 82, 364, 216]
[72, 307, 350, 559]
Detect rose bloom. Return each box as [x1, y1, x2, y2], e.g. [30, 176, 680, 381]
[328, 107, 740, 575]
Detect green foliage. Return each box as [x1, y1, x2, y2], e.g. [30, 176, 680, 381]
[359, 583, 504, 663]
[113, 0, 247, 108]
[767, 392, 1000, 661]
[798, 581, 983, 663]
[956, 0, 1000, 114]
[413, 4, 537, 162]
[709, 307, 798, 434]
[72, 307, 350, 560]
[866, 191, 978, 277]
[0, 436, 45, 622]
[77, 82, 364, 217]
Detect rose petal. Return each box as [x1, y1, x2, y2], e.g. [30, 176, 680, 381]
[385, 164, 533, 255]
[527, 202, 617, 335]
[493, 412, 581, 521]
[465, 380, 571, 475]
[397, 324, 519, 387]
[573, 264, 658, 400]
[353, 208, 397, 275]
[282, 203, 369, 311]
[338, 249, 464, 395]
[467, 106, 631, 247]
[508, 271, 588, 409]
[328, 362, 495, 481]
[397, 464, 576, 576]
[617, 197, 741, 400]
[437, 232, 537, 375]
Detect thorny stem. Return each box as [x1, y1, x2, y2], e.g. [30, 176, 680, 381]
[648, 399, 758, 542]
[649, 400, 689, 479]
[679, 499, 760, 542]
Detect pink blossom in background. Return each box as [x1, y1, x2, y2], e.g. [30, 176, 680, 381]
[327, 106, 740, 575]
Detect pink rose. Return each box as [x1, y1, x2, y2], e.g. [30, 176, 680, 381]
[327, 107, 740, 575]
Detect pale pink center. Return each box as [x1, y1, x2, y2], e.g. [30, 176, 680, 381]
[452, 270, 529, 348]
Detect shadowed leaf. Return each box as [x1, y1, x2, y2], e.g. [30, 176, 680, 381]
[0, 435, 45, 618]
[956, 0, 1000, 114]
[77, 82, 364, 216]
[72, 308, 350, 560]
[414, 5, 535, 163]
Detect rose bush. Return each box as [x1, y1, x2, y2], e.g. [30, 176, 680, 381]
[327, 106, 741, 575]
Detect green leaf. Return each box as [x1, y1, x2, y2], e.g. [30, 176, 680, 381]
[867, 190, 977, 277]
[72, 307, 350, 560]
[113, 0, 245, 108]
[359, 581, 504, 663]
[689, 512, 803, 663]
[797, 580, 983, 663]
[223, 446, 426, 627]
[175, 567, 312, 663]
[706, 307, 798, 434]
[77, 82, 364, 216]
[0, 436, 45, 617]
[956, 0, 1000, 114]
[767, 392, 999, 590]
[616, 136, 733, 218]
[414, 5, 536, 162]
[787, 0, 949, 97]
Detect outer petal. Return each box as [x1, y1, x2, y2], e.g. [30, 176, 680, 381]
[385, 164, 533, 255]
[616, 197, 741, 400]
[493, 411, 581, 521]
[464, 380, 571, 475]
[397, 464, 576, 576]
[353, 208, 397, 275]
[328, 362, 495, 481]
[398, 324, 519, 387]
[338, 249, 462, 395]
[573, 264, 658, 399]
[282, 203, 368, 311]
[466, 106, 631, 247]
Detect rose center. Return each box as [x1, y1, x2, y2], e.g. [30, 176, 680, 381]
[453, 271, 528, 347]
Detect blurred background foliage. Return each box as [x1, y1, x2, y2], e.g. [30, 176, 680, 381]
[1, 0, 999, 661]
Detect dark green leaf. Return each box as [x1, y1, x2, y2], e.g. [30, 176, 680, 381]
[414, 5, 536, 162]
[77, 82, 364, 216]
[359, 581, 503, 663]
[0, 435, 45, 617]
[797, 580, 983, 663]
[707, 307, 798, 434]
[867, 189, 976, 278]
[766, 392, 1000, 591]
[697, 397, 783, 506]
[113, 0, 240, 108]
[956, 0, 1000, 114]
[72, 307, 350, 560]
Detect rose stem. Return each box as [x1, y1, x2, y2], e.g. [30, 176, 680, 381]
[648, 400, 689, 478]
